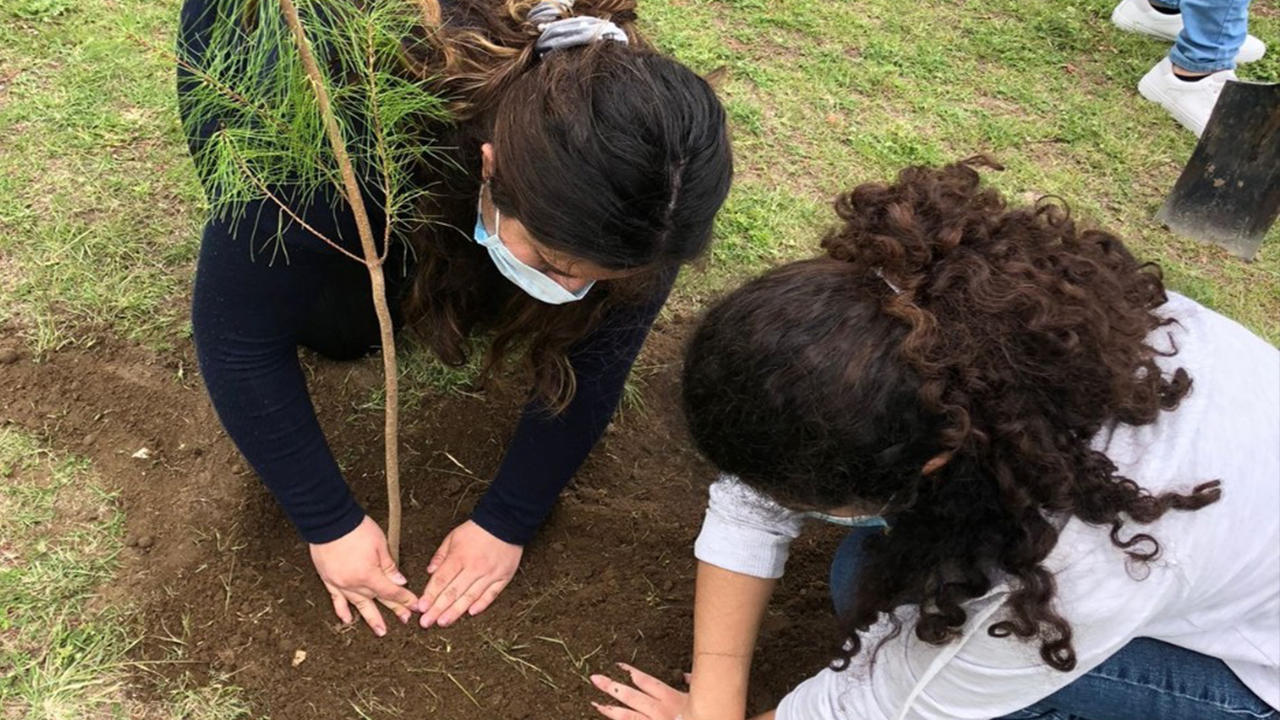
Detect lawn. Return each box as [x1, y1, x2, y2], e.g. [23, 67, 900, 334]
[1, 0, 1277, 717]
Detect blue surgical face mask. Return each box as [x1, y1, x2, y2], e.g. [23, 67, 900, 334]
[473, 198, 594, 305]
[803, 511, 888, 528]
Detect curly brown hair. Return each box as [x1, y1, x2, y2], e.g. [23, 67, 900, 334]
[682, 158, 1222, 672]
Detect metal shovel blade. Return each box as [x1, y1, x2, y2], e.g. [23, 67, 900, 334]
[1155, 80, 1280, 261]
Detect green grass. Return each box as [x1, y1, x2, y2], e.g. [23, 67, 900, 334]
[0, 430, 126, 718]
[650, 0, 1280, 338]
[0, 0, 1278, 713]
[0, 428, 253, 719]
[0, 0, 203, 353]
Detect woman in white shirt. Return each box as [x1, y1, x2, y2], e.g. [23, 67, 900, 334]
[586, 159, 1280, 720]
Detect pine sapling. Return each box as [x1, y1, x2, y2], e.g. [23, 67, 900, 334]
[180, 0, 450, 561]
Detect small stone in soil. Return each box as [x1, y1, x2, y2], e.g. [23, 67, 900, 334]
[231, 462, 247, 476]
[126, 536, 139, 548]
[0, 348, 20, 364]
[81, 432, 98, 447]
[136, 535, 154, 549]
[550, 541, 565, 554]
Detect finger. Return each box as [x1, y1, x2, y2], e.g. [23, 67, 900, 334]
[325, 585, 353, 625]
[436, 573, 491, 628]
[377, 596, 413, 625]
[417, 554, 462, 616]
[467, 577, 509, 617]
[590, 701, 646, 720]
[349, 594, 388, 637]
[421, 569, 482, 629]
[683, 672, 692, 687]
[376, 543, 409, 586]
[368, 572, 420, 611]
[417, 543, 463, 609]
[617, 662, 679, 700]
[590, 674, 658, 716]
[427, 534, 452, 574]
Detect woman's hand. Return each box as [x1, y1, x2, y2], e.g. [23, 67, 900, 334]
[416, 520, 522, 628]
[590, 663, 689, 720]
[308, 515, 419, 636]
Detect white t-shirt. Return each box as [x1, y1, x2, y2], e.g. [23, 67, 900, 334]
[694, 293, 1280, 720]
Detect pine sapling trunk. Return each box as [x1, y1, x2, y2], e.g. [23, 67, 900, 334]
[279, 0, 402, 562]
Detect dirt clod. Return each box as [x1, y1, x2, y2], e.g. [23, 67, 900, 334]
[136, 535, 154, 549]
[0, 347, 20, 364]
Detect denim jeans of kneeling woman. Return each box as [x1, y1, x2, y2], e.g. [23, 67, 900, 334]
[826, 528, 1278, 720]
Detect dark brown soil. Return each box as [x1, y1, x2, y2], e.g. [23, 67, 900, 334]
[0, 320, 844, 719]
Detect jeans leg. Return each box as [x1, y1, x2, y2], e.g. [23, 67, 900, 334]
[828, 526, 886, 620]
[1170, 0, 1252, 72]
[997, 637, 1279, 720]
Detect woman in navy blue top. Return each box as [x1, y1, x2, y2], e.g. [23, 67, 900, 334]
[178, 0, 731, 637]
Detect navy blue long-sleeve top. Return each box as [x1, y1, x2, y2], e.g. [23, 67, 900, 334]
[182, 0, 670, 547]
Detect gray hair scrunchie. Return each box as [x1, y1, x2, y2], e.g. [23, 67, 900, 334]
[529, 0, 629, 56]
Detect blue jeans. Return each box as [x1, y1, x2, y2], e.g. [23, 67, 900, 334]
[829, 528, 1279, 720]
[1150, 0, 1254, 72]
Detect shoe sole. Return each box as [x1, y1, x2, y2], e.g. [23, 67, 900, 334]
[1138, 73, 1207, 136]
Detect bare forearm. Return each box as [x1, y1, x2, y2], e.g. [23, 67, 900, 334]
[688, 561, 776, 720]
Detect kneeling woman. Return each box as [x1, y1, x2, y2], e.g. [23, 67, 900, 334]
[180, 0, 731, 636]
[592, 160, 1278, 719]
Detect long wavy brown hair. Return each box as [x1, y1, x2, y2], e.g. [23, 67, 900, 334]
[396, 0, 731, 409]
[682, 158, 1221, 672]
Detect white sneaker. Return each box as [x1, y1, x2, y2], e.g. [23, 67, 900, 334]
[1111, 0, 1267, 64]
[1138, 57, 1237, 136]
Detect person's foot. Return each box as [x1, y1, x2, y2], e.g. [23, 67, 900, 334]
[1138, 57, 1237, 136]
[1111, 0, 1267, 63]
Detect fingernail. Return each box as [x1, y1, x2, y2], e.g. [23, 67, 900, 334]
[590, 674, 605, 686]
[616, 662, 631, 671]
[392, 573, 407, 585]
[375, 627, 386, 637]
[439, 617, 451, 627]
[427, 564, 438, 573]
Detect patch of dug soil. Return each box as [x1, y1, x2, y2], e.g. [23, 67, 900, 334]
[0, 322, 845, 719]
